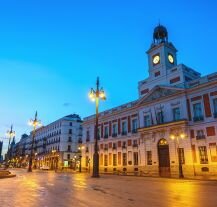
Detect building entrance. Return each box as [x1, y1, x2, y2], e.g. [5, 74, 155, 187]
[158, 139, 171, 177]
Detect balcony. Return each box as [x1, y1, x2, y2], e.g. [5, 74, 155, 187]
[214, 112, 217, 118]
[121, 131, 127, 136]
[86, 138, 90, 142]
[112, 133, 117, 137]
[132, 129, 137, 134]
[196, 135, 206, 140]
[133, 144, 138, 148]
[193, 116, 204, 122]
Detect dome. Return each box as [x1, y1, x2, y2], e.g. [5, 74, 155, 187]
[153, 24, 168, 43]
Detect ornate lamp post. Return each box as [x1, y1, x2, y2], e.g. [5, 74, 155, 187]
[28, 111, 41, 172]
[6, 125, 15, 166]
[88, 77, 106, 178]
[170, 131, 186, 178]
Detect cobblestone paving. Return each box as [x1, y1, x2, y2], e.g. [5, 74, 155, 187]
[1, 169, 217, 207]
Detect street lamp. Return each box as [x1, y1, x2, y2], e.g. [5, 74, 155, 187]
[88, 77, 106, 178]
[170, 131, 186, 178]
[28, 111, 41, 172]
[6, 125, 15, 166]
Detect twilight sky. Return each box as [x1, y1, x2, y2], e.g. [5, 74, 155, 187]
[0, 0, 217, 153]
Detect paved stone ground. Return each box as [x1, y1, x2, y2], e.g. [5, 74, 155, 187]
[1, 169, 217, 207]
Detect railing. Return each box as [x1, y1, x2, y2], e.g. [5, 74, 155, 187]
[196, 135, 206, 140]
[193, 116, 204, 122]
[121, 131, 127, 136]
[133, 144, 138, 147]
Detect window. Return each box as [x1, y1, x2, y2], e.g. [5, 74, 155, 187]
[147, 151, 152, 165]
[68, 137, 72, 142]
[67, 145, 71, 152]
[196, 130, 205, 140]
[193, 103, 203, 121]
[69, 129, 72, 134]
[122, 141, 126, 148]
[178, 148, 185, 164]
[69, 122, 72, 126]
[173, 107, 180, 121]
[104, 155, 108, 166]
[113, 154, 117, 166]
[67, 154, 70, 159]
[100, 154, 103, 165]
[133, 152, 138, 165]
[198, 146, 208, 164]
[132, 119, 138, 133]
[97, 128, 101, 139]
[112, 124, 117, 137]
[213, 98, 217, 117]
[121, 121, 127, 135]
[144, 115, 151, 127]
[133, 139, 138, 147]
[85, 156, 89, 167]
[118, 152, 121, 165]
[157, 111, 164, 124]
[209, 143, 217, 162]
[123, 153, 127, 166]
[86, 130, 90, 142]
[104, 126, 108, 138]
[109, 153, 112, 165]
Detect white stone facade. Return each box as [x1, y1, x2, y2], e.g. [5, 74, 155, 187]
[81, 25, 217, 178]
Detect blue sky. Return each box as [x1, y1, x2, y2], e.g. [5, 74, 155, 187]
[0, 0, 217, 153]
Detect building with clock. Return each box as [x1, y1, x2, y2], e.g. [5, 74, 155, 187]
[81, 24, 217, 178]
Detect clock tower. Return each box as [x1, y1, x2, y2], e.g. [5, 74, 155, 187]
[146, 24, 177, 79]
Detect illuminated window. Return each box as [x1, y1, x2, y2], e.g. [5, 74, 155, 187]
[113, 154, 117, 166]
[209, 143, 217, 162]
[123, 153, 127, 166]
[104, 155, 108, 166]
[133, 152, 138, 165]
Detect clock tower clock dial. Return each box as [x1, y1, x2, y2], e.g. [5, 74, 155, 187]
[168, 54, 174, 64]
[153, 54, 160, 65]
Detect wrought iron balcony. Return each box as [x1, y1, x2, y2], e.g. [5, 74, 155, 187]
[193, 116, 204, 122]
[196, 135, 206, 140]
[121, 131, 127, 136]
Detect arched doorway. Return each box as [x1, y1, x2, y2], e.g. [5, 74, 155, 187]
[158, 139, 171, 177]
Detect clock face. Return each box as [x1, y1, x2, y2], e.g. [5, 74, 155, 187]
[168, 54, 174, 64]
[153, 55, 160, 65]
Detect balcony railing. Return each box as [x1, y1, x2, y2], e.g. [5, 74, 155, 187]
[196, 135, 206, 140]
[133, 144, 138, 148]
[193, 116, 204, 122]
[121, 131, 127, 136]
[86, 138, 90, 142]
